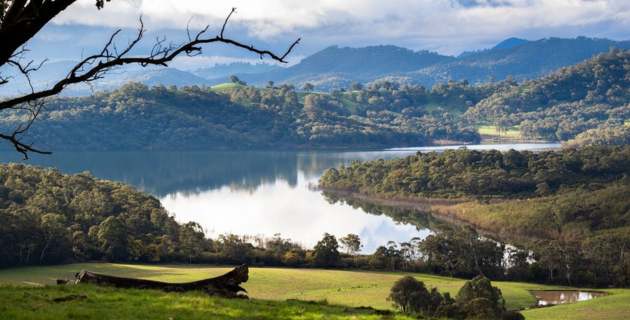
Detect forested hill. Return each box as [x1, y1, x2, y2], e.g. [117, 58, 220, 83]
[0, 81, 490, 151]
[320, 146, 630, 286]
[465, 49, 630, 142]
[2, 50, 628, 151]
[320, 145, 630, 198]
[0, 164, 188, 266]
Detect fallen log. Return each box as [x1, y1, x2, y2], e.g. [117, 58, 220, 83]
[72, 264, 248, 298]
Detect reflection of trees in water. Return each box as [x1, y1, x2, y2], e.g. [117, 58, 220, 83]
[0, 151, 301, 197]
[0, 150, 416, 197]
[296, 150, 418, 179]
[296, 152, 356, 179]
[322, 191, 451, 233]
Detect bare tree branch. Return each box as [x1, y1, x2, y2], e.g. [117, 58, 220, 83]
[0, 6, 300, 158]
[221, 7, 236, 38]
[0, 14, 300, 111]
[0, 121, 52, 160]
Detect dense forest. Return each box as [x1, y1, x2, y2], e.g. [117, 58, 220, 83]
[0, 163, 192, 266]
[320, 146, 630, 286]
[565, 123, 630, 147]
[0, 81, 490, 151]
[466, 50, 630, 141]
[320, 145, 630, 198]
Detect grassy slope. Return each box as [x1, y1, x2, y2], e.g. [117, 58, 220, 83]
[477, 125, 522, 139]
[0, 264, 573, 307]
[210, 82, 245, 92]
[0, 285, 410, 320]
[522, 289, 630, 320]
[442, 183, 629, 242]
[0, 264, 627, 319]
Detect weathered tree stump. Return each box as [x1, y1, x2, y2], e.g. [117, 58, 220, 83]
[71, 264, 249, 298]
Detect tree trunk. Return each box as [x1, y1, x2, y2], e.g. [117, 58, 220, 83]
[72, 264, 249, 298]
[40, 238, 51, 263]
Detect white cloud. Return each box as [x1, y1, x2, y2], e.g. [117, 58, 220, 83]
[160, 173, 424, 252]
[53, 0, 630, 54]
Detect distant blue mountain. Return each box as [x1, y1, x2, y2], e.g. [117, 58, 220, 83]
[3, 36, 629, 95]
[238, 45, 453, 89]
[0, 65, 216, 97]
[286, 45, 452, 76]
[492, 37, 529, 50]
[408, 36, 630, 86]
[236, 37, 630, 90]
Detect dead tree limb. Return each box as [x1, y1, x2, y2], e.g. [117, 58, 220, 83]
[73, 264, 249, 298]
[1, 2, 300, 159]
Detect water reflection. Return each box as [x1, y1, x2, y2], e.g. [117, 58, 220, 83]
[0, 143, 561, 252]
[162, 172, 427, 252]
[530, 290, 608, 306]
[0, 150, 416, 196]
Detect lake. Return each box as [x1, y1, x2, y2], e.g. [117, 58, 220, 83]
[0, 143, 560, 252]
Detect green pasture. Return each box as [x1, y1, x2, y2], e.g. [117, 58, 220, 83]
[0, 263, 628, 319]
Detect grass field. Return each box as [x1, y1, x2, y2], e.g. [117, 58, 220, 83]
[477, 125, 522, 139]
[210, 82, 245, 92]
[0, 263, 628, 319]
[522, 289, 630, 320]
[0, 285, 410, 320]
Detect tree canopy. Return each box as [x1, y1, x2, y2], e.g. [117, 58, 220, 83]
[0, 82, 483, 151]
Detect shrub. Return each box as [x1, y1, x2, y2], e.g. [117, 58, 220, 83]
[456, 275, 524, 320]
[388, 276, 456, 316]
[388, 276, 432, 314]
[502, 310, 526, 320]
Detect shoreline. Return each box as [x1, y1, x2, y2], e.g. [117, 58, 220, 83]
[0, 140, 560, 155]
[321, 189, 516, 243]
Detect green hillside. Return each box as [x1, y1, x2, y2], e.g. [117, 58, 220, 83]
[210, 82, 247, 92]
[320, 146, 630, 288]
[0, 285, 409, 320]
[0, 263, 552, 310]
[466, 50, 630, 141]
[0, 263, 628, 320]
[0, 81, 484, 151]
[3, 50, 628, 151]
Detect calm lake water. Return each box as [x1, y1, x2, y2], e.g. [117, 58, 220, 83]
[0, 143, 560, 252]
[530, 290, 608, 306]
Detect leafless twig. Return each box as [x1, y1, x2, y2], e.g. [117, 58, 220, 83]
[0, 8, 301, 158]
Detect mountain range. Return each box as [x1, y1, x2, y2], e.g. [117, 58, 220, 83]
[1, 36, 629, 96]
[259, 36, 629, 90]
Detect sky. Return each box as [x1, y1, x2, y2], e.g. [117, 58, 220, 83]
[27, 0, 630, 68]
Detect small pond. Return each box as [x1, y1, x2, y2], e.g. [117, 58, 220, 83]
[530, 290, 608, 306]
